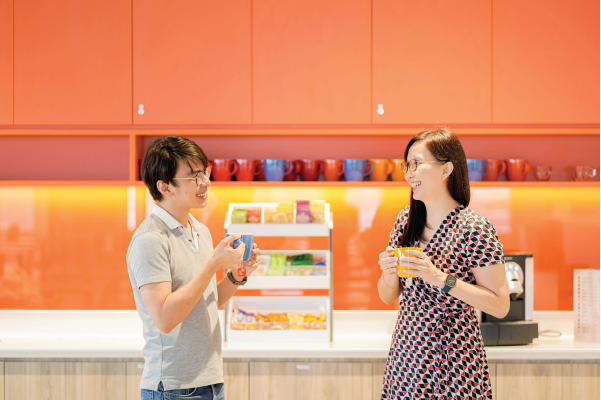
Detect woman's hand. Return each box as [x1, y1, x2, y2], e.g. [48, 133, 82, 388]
[379, 246, 398, 276]
[399, 250, 446, 288]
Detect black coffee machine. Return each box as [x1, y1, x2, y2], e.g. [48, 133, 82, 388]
[479, 253, 538, 346]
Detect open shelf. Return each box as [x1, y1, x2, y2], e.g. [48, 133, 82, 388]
[0, 180, 597, 187]
[225, 296, 331, 343]
[0, 180, 598, 188]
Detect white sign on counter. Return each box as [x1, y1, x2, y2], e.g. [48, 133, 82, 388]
[574, 269, 600, 343]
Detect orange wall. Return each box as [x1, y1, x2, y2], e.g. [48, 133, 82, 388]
[0, 185, 597, 311]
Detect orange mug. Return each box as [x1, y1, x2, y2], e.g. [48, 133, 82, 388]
[283, 160, 302, 181]
[390, 159, 406, 182]
[300, 160, 325, 181]
[505, 159, 531, 181]
[482, 159, 507, 182]
[368, 159, 395, 181]
[210, 159, 239, 181]
[235, 159, 263, 182]
[324, 159, 344, 181]
[394, 247, 424, 278]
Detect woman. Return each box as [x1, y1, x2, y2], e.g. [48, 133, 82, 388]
[378, 128, 509, 400]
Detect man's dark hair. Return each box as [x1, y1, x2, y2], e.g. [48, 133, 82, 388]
[141, 136, 209, 202]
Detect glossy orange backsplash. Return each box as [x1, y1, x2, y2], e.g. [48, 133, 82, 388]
[0, 186, 598, 310]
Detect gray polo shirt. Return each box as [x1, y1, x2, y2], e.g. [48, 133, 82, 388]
[126, 204, 223, 391]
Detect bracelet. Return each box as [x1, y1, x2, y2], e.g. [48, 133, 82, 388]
[382, 276, 400, 290]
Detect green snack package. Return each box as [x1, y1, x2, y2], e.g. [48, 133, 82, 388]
[231, 209, 247, 223]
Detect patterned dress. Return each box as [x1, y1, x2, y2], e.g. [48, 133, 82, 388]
[381, 205, 504, 400]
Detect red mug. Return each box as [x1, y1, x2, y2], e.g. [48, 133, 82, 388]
[283, 160, 302, 181]
[210, 159, 239, 181]
[324, 159, 344, 181]
[482, 159, 507, 181]
[235, 159, 263, 182]
[299, 160, 325, 181]
[506, 159, 531, 181]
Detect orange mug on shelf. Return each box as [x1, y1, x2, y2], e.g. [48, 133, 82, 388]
[574, 166, 597, 181]
[235, 159, 263, 182]
[300, 160, 325, 181]
[256, 161, 266, 181]
[394, 247, 424, 278]
[324, 159, 344, 181]
[210, 159, 239, 182]
[283, 160, 302, 181]
[505, 159, 531, 181]
[368, 159, 395, 181]
[482, 159, 507, 182]
[390, 159, 406, 182]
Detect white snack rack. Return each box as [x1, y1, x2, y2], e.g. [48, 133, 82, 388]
[224, 202, 333, 343]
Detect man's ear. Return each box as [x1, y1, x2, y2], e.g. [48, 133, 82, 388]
[156, 180, 171, 198]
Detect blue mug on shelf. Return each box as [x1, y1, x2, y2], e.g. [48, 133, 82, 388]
[467, 159, 493, 181]
[343, 159, 373, 182]
[263, 159, 294, 181]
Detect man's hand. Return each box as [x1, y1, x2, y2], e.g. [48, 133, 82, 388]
[233, 243, 261, 281]
[207, 235, 245, 273]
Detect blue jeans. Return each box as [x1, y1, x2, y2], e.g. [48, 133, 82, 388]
[141, 382, 225, 400]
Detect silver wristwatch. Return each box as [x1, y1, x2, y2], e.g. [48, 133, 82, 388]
[227, 270, 247, 286]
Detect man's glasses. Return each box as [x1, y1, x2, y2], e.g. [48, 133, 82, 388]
[172, 165, 212, 186]
[401, 160, 446, 173]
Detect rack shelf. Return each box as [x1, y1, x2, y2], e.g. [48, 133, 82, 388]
[0, 180, 597, 187]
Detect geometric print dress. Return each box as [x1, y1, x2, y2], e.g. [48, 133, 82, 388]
[381, 205, 504, 400]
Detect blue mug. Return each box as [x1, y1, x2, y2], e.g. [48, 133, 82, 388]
[466, 159, 493, 181]
[263, 159, 294, 181]
[226, 233, 253, 262]
[343, 159, 373, 182]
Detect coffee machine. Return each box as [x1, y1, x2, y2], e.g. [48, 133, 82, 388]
[479, 253, 538, 346]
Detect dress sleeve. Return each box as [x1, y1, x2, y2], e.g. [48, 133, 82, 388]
[388, 206, 410, 248]
[465, 217, 504, 269]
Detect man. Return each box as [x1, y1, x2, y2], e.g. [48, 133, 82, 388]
[127, 135, 259, 399]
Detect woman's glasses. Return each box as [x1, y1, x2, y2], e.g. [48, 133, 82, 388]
[400, 160, 446, 173]
[172, 165, 212, 186]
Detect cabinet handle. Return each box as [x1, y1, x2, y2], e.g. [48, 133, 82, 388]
[138, 104, 145, 115]
[377, 104, 384, 115]
[296, 364, 310, 370]
[137, 364, 144, 369]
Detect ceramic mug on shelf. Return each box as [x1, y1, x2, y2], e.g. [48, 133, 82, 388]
[506, 159, 531, 181]
[534, 166, 552, 181]
[368, 159, 395, 181]
[283, 160, 302, 181]
[235, 159, 263, 182]
[574, 166, 597, 181]
[263, 159, 294, 182]
[324, 159, 344, 181]
[466, 159, 493, 182]
[390, 159, 406, 182]
[299, 160, 325, 181]
[343, 159, 373, 182]
[482, 159, 506, 181]
[210, 159, 239, 182]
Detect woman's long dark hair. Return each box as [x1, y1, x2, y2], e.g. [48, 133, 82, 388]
[398, 128, 471, 247]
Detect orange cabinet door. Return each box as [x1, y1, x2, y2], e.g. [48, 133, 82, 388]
[14, 0, 131, 125]
[0, 0, 12, 125]
[133, 0, 251, 125]
[253, 0, 371, 124]
[373, 0, 492, 124]
[493, 0, 600, 124]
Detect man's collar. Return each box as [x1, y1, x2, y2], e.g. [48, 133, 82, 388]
[152, 204, 200, 231]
